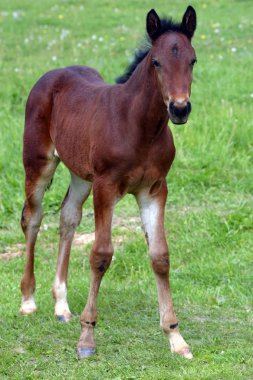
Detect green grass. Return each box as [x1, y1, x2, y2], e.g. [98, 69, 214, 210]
[0, 0, 253, 379]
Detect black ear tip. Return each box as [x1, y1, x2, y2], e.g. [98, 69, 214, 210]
[186, 5, 196, 14]
[147, 9, 158, 17]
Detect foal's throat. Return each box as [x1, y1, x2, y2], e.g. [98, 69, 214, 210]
[123, 55, 168, 137]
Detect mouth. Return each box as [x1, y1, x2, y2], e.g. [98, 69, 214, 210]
[167, 110, 189, 125]
[169, 114, 188, 125]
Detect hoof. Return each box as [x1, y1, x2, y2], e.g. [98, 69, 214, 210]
[77, 347, 96, 359]
[54, 301, 72, 322]
[56, 314, 71, 323]
[19, 297, 37, 315]
[169, 332, 193, 359]
[19, 306, 37, 315]
[172, 347, 193, 360]
[57, 315, 67, 322]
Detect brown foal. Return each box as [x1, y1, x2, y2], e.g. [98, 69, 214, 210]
[20, 6, 197, 359]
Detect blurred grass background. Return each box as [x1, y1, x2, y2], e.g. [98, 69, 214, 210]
[0, 1, 252, 379]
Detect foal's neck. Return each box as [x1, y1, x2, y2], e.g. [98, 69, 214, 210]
[123, 52, 168, 139]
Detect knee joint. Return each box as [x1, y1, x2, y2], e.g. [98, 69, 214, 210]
[21, 203, 42, 234]
[90, 246, 113, 273]
[60, 222, 78, 240]
[61, 208, 82, 227]
[150, 252, 169, 275]
[60, 210, 82, 239]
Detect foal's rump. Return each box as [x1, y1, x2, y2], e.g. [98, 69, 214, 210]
[23, 65, 106, 177]
[25, 65, 105, 135]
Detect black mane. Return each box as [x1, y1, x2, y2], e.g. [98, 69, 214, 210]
[116, 17, 182, 84]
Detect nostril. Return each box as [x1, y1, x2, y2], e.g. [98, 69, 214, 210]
[187, 101, 192, 113]
[169, 102, 175, 114]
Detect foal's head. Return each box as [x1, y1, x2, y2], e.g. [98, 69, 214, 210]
[147, 6, 197, 124]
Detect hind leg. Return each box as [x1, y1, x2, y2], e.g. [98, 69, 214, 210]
[52, 173, 92, 322]
[20, 155, 59, 314]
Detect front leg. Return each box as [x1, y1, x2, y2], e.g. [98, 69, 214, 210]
[136, 180, 193, 359]
[77, 179, 120, 358]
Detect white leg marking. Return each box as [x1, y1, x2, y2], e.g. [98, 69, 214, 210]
[53, 276, 71, 320]
[20, 295, 37, 315]
[138, 192, 160, 245]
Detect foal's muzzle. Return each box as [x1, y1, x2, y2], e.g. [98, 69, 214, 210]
[168, 100, 192, 125]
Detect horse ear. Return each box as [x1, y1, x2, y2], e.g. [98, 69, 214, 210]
[146, 9, 161, 41]
[181, 6, 197, 39]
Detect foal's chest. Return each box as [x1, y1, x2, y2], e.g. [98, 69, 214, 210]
[123, 137, 176, 192]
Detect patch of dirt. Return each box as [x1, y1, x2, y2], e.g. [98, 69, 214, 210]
[72, 216, 141, 249]
[0, 243, 24, 260]
[73, 232, 95, 246]
[0, 251, 23, 260]
[73, 233, 127, 249]
[112, 216, 141, 229]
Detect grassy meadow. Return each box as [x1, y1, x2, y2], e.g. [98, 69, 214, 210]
[0, 0, 253, 379]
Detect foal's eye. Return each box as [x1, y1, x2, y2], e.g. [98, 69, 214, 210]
[190, 58, 197, 67]
[152, 59, 161, 68]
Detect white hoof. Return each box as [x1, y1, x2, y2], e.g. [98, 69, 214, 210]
[19, 296, 37, 315]
[55, 301, 72, 322]
[172, 346, 193, 359]
[53, 279, 71, 322]
[169, 331, 193, 359]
